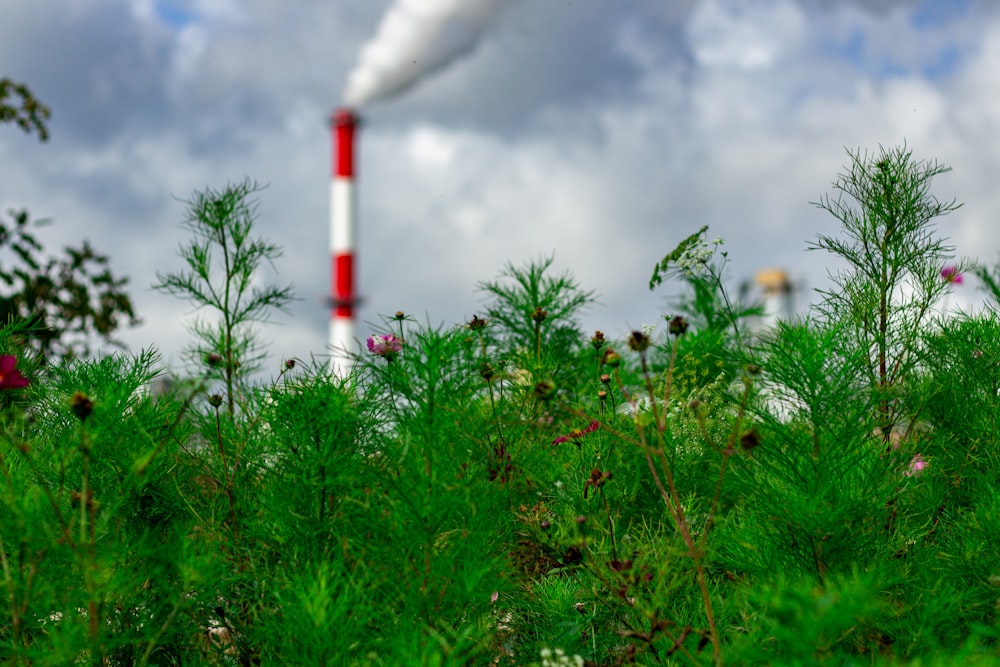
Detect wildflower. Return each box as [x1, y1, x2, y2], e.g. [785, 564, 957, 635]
[207, 394, 224, 408]
[590, 330, 606, 349]
[906, 453, 927, 477]
[393, 310, 406, 321]
[367, 334, 403, 361]
[583, 467, 612, 498]
[530, 306, 548, 323]
[284, 358, 296, 370]
[0, 355, 29, 390]
[941, 266, 963, 284]
[467, 314, 488, 330]
[553, 420, 600, 445]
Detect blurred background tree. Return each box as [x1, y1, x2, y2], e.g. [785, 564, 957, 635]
[1, 77, 139, 360]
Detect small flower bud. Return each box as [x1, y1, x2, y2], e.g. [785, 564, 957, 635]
[540, 520, 551, 531]
[591, 330, 606, 348]
[70, 392, 94, 422]
[744, 364, 761, 376]
[394, 310, 406, 321]
[601, 349, 621, 368]
[205, 353, 223, 368]
[467, 314, 487, 330]
[600, 373, 611, 385]
[530, 306, 548, 323]
[532, 379, 557, 402]
[284, 359, 296, 370]
[597, 389, 608, 400]
[575, 515, 587, 525]
[668, 315, 689, 337]
[479, 362, 495, 381]
[207, 394, 224, 408]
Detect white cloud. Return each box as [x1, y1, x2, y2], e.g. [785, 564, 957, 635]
[688, 0, 807, 70]
[1, 0, 998, 377]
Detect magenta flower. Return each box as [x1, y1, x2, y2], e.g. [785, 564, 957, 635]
[553, 420, 600, 445]
[941, 266, 963, 285]
[367, 334, 403, 361]
[0, 355, 29, 390]
[906, 453, 927, 477]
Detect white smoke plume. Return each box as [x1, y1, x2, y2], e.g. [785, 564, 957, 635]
[342, 0, 515, 107]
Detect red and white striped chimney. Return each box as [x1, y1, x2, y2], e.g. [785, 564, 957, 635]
[330, 108, 359, 376]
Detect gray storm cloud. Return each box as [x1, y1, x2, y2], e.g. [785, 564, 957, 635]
[342, 0, 515, 107]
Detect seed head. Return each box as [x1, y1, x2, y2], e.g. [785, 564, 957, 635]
[739, 429, 760, 451]
[207, 394, 224, 408]
[530, 306, 548, 324]
[628, 330, 651, 353]
[668, 315, 689, 337]
[70, 392, 94, 422]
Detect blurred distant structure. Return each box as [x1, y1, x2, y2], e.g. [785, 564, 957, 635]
[744, 268, 795, 333]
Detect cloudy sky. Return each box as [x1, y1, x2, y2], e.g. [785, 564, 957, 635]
[1, 0, 997, 376]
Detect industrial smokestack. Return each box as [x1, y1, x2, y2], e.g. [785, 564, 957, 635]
[329, 108, 359, 376]
[343, 0, 515, 107]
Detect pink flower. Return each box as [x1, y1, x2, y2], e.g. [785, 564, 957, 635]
[0, 355, 29, 390]
[366, 334, 403, 360]
[906, 453, 927, 477]
[941, 266, 963, 285]
[553, 420, 600, 445]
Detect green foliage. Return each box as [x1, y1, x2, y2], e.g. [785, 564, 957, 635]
[809, 144, 968, 430]
[478, 254, 596, 372]
[0, 209, 139, 361]
[1, 82, 137, 362]
[0, 77, 50, 141]
[3, 145, 1000, 666]
[153, 178, 295, 413]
